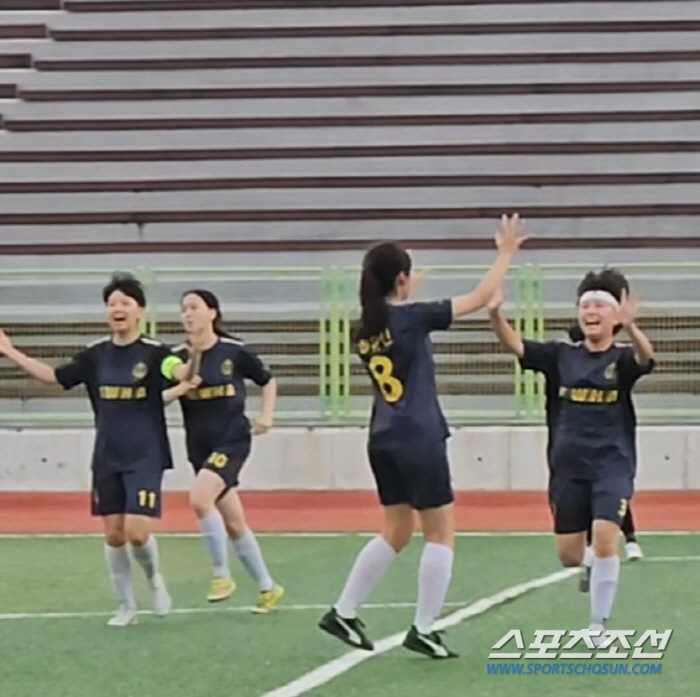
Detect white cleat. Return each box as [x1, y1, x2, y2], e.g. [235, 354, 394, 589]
[625, 541, 644, 561]
[151, 573, 172, 617]
[588, 623, 606, 648]
[107, 605, 138, 627]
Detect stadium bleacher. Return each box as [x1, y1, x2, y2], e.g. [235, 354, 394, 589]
[0, 1, 699, 422]
[1, 0, 699, 247]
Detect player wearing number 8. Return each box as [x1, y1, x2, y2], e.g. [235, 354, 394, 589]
[0, 273, 196, 627]
[164, 290, 284, 613]
[319, 214, 527, 659]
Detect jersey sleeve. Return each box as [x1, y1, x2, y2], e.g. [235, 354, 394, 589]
[237, 346, 273, 387]
[412, 300, 453, 332]
[158, 345, 185, 382]
[520, 340, 560, 375]
[617, 346, 655, 387]
[55, 347, 93, 390]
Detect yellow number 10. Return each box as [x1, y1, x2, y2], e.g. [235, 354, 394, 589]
[369, 356, 404, 404]
[138, 489, 157, 509]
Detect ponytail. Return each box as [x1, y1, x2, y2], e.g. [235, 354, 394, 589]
[357, 267, 389, 340]
[355, 241, 412, 341]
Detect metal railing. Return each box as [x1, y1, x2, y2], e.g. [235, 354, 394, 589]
[0, 262, 697, 427]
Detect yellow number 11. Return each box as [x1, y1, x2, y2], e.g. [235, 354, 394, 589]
[138, 490, 157, 509]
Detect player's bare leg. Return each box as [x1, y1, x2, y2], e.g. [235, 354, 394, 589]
[191, 470, 236, 602]
[103, 514, 137, 626]
[126, 515, 171, 617]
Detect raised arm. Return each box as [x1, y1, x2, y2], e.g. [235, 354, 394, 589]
[0, 328, 58, 385]
[451, 214, 528, 319]
[486, 288, 525, 358]
[618, 291, 655, 367]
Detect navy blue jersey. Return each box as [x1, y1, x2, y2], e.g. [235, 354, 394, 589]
[55, 336, 175, 476]
[520, 340, 654, 479]
[173, 337, 272, 465]
[358, 300, 453, 443]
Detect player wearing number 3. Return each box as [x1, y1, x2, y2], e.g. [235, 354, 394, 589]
[164, 290, 284, 613]
[0, 273, 196, 627]
[319, 214, 527, 659]
[487, 268, 655, 644]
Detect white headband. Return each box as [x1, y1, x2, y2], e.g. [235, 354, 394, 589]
[578, 290, 620, 311]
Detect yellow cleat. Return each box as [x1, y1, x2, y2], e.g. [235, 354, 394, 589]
[252, 584, 285, 614]
[207, 577, 236, 603]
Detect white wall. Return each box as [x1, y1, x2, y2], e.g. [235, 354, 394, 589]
[0, 426, 695, 492]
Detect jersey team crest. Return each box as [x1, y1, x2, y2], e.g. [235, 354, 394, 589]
[222, 359, 234, 376]
[132, 362, 148, 380]
[604, 362, 617, 381]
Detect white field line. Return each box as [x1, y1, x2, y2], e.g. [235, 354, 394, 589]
[0, 600, 467, 622]
[260, 568, 579, 697]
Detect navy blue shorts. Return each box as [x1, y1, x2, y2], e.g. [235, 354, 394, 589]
[367, 438, 453, 511]
[549, 476, 633, 535]
[91, 469, 164, 518]
[192, 437, 251, 493]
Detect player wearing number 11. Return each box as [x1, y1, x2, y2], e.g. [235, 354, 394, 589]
[0, 273, 194, 627]
[319, 214, 527, 659]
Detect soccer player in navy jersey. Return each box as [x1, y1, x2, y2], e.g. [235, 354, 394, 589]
[0, 273, 193, 626]
[319, 214, 526, 659]
[487, 268, 654, 642]
[163, 290, 283, 613]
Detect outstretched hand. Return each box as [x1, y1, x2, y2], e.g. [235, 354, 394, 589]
[495, 214, 528, 254]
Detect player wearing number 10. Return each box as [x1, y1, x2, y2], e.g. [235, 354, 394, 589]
[319, 214, 527, 659]
[164, 290, 283, 613]
[0, 273, 194, 627]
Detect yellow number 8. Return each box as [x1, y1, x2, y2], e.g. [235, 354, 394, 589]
[207, 452, 228, 469]
[368, 356, 404, 404]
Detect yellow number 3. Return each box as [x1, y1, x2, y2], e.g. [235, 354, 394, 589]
[618, 498, 628, 518]
[369, 356, 404, 404]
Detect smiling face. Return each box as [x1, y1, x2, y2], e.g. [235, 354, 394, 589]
[578, 299, 618, 343]
[105, 290, 144, 335]
[181, 293, 216, 335]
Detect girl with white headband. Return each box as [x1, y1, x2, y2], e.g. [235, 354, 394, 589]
[487, 267, 654, 644]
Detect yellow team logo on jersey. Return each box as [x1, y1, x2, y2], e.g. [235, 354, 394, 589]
[604, 362, 617, 381]
[221, 359, 234, 376]
[132, 362, 148, 380]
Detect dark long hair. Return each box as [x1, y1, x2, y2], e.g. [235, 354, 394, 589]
[182, 289, 233, 338]
[355, 242, 412, 340]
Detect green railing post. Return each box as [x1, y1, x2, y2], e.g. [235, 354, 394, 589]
[514, 266, 526, 418]
[533, 264, 546, 413]
[319, 268, 332, 420]
[328, 267, 342, 423]
[339, 268, 355, 420]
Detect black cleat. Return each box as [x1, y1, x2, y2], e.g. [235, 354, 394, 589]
[402, 626, 458, 659]
[319, 608, 374, 651]
[579, 565, 591, 593]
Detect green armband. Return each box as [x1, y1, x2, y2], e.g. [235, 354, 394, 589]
[161, 355, 183, 380]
